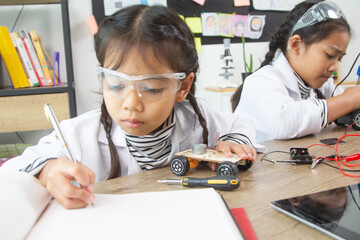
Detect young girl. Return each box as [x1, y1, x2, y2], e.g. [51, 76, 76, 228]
[2, 5, 264, 209]
[233, 1, 360, 143]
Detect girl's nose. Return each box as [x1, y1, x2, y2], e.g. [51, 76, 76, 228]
[122, 87, 144, 111]
[328, 60, 338, 73]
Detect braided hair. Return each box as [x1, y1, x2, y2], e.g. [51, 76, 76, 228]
[261, 0, 350, 67]
[94, 5, 208, 179]
[232, 1, 351, 111]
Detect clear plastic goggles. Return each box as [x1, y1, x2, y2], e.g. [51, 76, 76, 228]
[290, 1, 346, 36]
[97, 66, 186, 103]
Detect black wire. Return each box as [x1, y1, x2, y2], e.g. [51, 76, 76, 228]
[11, 5, 24, 32]
[331, 52, 360, 97]
[260, 150, 290, 162]
[348, 186, 360, 211]
[320, 161, 360, 172]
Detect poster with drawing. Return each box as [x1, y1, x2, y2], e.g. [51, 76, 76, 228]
[253, 0, 304, 11]
[201, 12, 218, 36]
[232, 15, 249, 38]
[248, 15, 265, 39]
[217, 13, 233, 37]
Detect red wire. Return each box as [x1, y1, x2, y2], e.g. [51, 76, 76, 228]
[344, 122, 355, 136]
[309, 123, 360, 177]
[334, 133, 360, 177]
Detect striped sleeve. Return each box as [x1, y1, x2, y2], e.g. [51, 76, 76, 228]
[218, 133, 254, 148]
[311, 98, 329, 128]
[20, 157, 56, 175]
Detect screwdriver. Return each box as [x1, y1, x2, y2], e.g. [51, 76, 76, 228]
[157, 175, 240, 191]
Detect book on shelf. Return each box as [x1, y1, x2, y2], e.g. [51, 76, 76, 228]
[20, 29, 48, 87]
[0, 26, 30, 88]
[38, 35, 61, 85]
[10, 32, 40, 87]
[28, 30, 53, 86]
[52, 51, 61, 85]
[0, 171, 244, 240]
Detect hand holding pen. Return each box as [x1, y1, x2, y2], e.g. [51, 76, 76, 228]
[37, 104, 96, 209]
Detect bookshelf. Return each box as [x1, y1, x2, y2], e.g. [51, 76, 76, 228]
[0, 0, 76, 133]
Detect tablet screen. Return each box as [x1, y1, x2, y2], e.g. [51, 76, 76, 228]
[270, 184, 360, 240]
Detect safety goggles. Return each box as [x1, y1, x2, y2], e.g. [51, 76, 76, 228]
[97, 66, 186, 103]
[290, 1, 346, 36]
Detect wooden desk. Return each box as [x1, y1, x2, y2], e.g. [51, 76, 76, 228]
[95, 125, 360, 240]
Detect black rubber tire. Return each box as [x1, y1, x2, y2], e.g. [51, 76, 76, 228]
[334, 119, 345, 127]
[216, 161, 239, 176]
[352, 110, 360, 130]
[170, 156, 190, 176]
[237, 160, 254, 170]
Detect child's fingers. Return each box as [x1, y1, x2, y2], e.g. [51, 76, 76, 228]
[40, 157, 96, 209]
[209, 162, 218, 171]
[216, 142, 233, 157]
[69, 163, 96, 194]
[235, 145, 255, 161]
[218, 141, 256, 161]
[48, 174, 90, 209]
[250, 148, 257, 160]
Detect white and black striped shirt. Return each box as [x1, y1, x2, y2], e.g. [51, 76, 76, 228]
[294, 72, 328, 128]
[124, 111, 175, 170]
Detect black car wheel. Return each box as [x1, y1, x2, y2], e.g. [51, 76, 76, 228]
[237, 160, 254, 170]
[170, 156, 190, 176]
[216, 161, 238, 176]
[352, 110, 360, 130]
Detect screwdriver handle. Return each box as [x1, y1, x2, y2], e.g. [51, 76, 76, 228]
[181, 175, 240, 191]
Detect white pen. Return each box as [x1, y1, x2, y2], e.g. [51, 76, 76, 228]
[44, 103, 94, 206]
[44, 104, 76, 163]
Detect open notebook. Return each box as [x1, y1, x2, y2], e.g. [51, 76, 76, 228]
[0, 171, 244, 240]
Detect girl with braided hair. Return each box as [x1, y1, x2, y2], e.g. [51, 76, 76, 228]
[233, 1, 360, 143]
[3, 5, 264, 209]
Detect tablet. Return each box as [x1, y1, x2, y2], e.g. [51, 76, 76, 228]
[270, 184, 360, 240]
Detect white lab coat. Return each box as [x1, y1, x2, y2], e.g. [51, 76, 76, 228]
[2, 101, 265, 182]
[235, 52, 344, 143]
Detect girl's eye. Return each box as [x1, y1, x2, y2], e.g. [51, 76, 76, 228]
[143, 87, 164, 94]
[108, 84, 125, 91]
[326, 53, 335, 59]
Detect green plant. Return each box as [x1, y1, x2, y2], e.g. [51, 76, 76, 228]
[242, 35, 253, 73]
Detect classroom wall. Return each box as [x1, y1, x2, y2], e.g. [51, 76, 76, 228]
[1, 0, 359, 144]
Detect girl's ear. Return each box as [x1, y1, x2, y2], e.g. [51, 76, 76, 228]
[176, 72, 194, 102]
[287, 34, 304, 56]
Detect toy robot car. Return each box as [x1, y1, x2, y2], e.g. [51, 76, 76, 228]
[334, 109, 360, 130]
[170, 147, 253, 177]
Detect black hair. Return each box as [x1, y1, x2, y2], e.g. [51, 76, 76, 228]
[95, 5, 208, 179]
[261, 0, 351, 67]
[231, 0, 351, 111]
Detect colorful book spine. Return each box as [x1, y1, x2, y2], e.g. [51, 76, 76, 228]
[9, 33, 31, 85]
[20, 30, 47, 86]
[11, 32, 39, 87]
[38, 35, 60, 85]
[0, 26, 30, 88]
[28, 30, 53, 86]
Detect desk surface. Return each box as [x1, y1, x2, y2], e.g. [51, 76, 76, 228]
[95, 125, 360, 240]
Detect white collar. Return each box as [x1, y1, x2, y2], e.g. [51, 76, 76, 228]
[272, 52, 302, 94]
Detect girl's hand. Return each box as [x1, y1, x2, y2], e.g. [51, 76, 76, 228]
[38, 157, 96, 209]
[209, 141, 257, 171]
